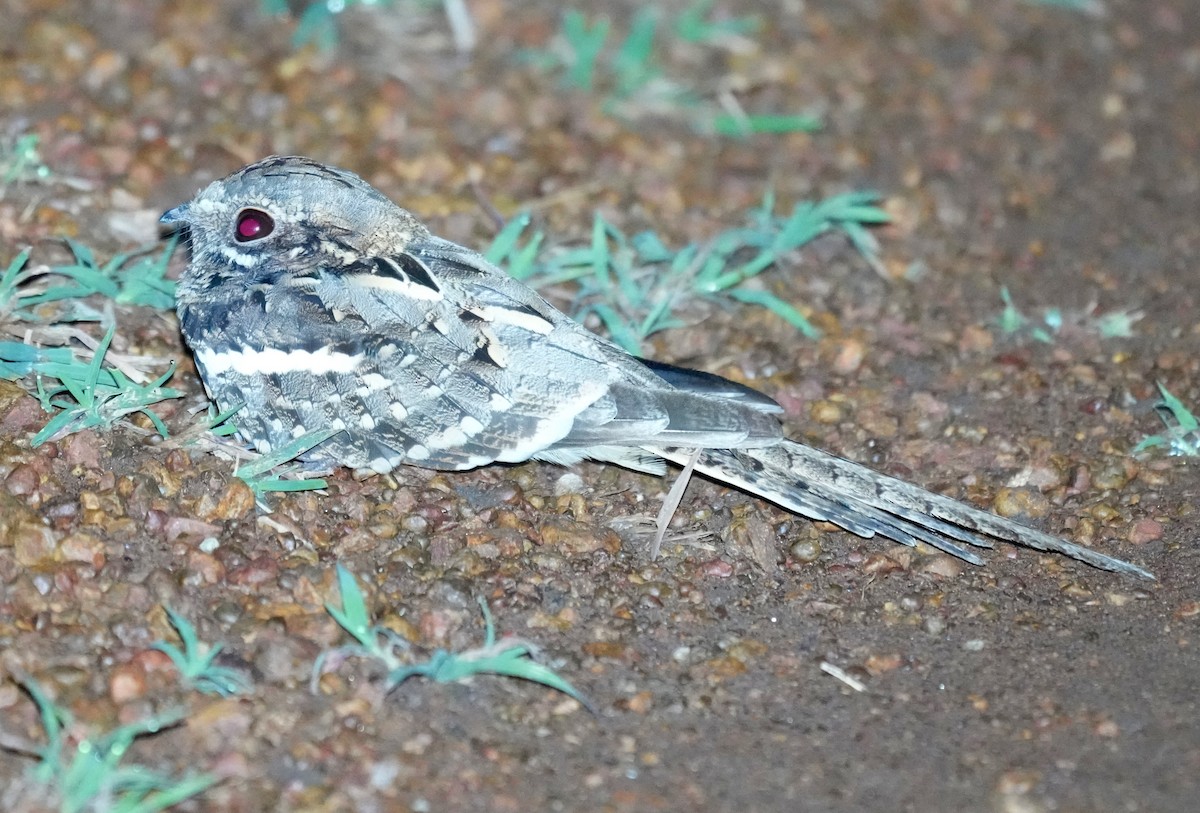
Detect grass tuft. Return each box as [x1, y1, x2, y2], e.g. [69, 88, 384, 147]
[26, 324, 181, 447]
[1134, 382, 1200, 457]
[1, 239, 176, 323]
[488, 190, 889, 353]
[313, 564, 591, 709]
[527, 4, 816, 136]
[0, 133, 52, 188]
[151, 607, 253, 697]
[2, 674, 217, 813]
[996, 286, 1141, 344]
[2, 240, 182, 446]
[262, 0, 450, 50]
[231, 426, 341, 503]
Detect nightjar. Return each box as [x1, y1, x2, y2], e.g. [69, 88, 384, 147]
[161, 155, 1152, 579]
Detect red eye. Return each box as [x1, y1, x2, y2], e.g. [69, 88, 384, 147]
[235, 208, 275, 242]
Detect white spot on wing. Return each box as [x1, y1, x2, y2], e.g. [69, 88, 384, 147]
[460, 415, 484, 436]
[196, 346, 363, 376]
[470, 305, 554, 335]
[495, 380, 608, 463]
[356, 372, 392, 397]
[428, 426, 467, 449]
[389, 402, 409, 421]
[346, 272, 442, 301]
[368, 456, 398, 474]
[407, 444, 430, 461]
[360, 413, 376, 431]
[478, 326, 508, 368]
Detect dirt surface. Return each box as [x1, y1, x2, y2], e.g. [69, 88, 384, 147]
[1, 1, 1198, 811]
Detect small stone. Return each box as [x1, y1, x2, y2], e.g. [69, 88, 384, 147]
[183, 551, 226, 586]
[992, 487, 1050, 520]
[1091, 460, 1133, 491]
[207, 480, 256, 521]
[537, 516, 620, 555]
[417, 609, 456, 646]
[919, 553, 963, 580]
[163, 516, 223, 542]
[58, 532, 105, 568]
[554, 472, 586, 496]
[1089, 503, 1121, 523]
[582, 641, 630, 660]
[864, 653, 903, 675]
[788, 537, 822, 563]
[227, 555, 277, 587]
[958, 324, 994, 354]
[830, 338, 866, 375]
[13, 523, 57, 567]
[401, 513, 429, 533]
[1127, 518, 1163, 545]
[696, 558, 734, 578]
[5, 464, 42, 500]
[110, 662, 148, 703]
[809, 399, 843, 424]
[862, 552, 908, 575]
[619, 690, 653, 714]
[60, 430, 103, 469]
[699, 654, 748, 681]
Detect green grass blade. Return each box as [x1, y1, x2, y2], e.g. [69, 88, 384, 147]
[235, 427, 339, 480]
[562, 10, 609, 91]
[587, 302, 643, 353]
[612, 8, 659, 96]
[724, 287, 820, 338]
[484, 212, 531, 264]
[712, 113, 822, 137]
[326, 564, 375, 648]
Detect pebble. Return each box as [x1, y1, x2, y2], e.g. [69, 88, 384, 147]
[109, 661, 148, 703]
[58, 531, 105, 568]
[1127, 518, 1163, 545]
[554, 472, 586, 496]
[206, 480, 256, 521]
[809, 399, 843, 424]
[12, 522, 58, 567]
[991, 487, 1050, 520]
[537, 516, 620, 555]
[788, 537, 822, 563]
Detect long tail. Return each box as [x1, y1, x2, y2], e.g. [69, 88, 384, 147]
[650, 440, 1154, 580]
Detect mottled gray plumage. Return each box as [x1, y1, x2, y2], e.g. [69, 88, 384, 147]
[162, 156, 1152, 580]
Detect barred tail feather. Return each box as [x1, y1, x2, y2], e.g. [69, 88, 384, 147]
[651, 441, 1154, 580]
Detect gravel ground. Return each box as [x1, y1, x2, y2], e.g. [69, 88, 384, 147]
[1, 1, 1198, 811]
